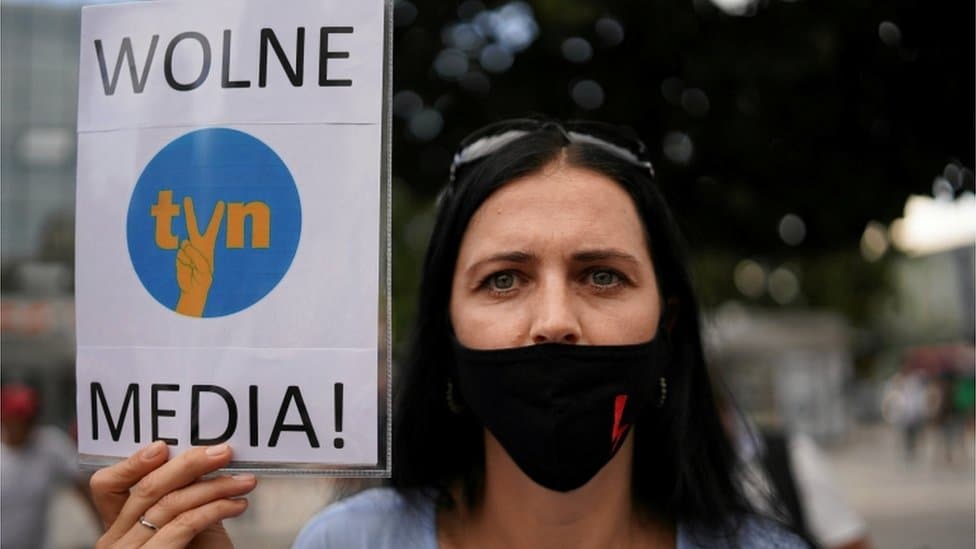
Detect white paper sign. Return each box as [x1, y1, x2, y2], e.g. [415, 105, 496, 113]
[75, 0, 390, 472]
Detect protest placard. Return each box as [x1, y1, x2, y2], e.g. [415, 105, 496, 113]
[75, 0, 391, 474]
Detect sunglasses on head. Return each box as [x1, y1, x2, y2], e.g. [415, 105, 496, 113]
[449, 118, 655, 183]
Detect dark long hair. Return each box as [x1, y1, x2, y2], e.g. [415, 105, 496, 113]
[391, 119, 753, 533]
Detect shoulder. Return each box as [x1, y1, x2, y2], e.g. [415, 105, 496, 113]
[735, 516, 810, 548]
[292, 487, 436, 549]
[34, 426, 81, 477]
[679, 515, 810, 549]
[35, 425, 76, 452]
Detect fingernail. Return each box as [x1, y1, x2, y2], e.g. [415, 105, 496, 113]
[142, 440, 165, 460]
[232, 473, 255, 482]
[206, 443, 229, 457]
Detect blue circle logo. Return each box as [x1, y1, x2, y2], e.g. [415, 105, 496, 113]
[127, 128, 301, 317]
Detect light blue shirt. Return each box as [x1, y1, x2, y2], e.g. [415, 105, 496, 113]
[293, 487, 808, 548]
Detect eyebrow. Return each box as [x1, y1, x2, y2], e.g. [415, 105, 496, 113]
[465, 251, 535, 276]
[464, 248, 642, 277]
[571, 248, 642, 265]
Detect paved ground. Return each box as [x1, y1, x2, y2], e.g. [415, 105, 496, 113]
[825, 424, 975, 549]
[48, 423, 974, 549]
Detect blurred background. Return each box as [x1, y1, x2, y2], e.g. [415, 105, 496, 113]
[1, 0, 973, 548]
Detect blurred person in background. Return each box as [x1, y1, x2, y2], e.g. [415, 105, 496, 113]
[882, 372, 929, 463]
[927, 347, 976, 465]
[953, 372, 976, 442]
[718, 389, 871, 549]
[1, 382, 93, 549]
[932, 372, 962, 465]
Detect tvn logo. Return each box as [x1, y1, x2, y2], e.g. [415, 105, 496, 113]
[127, 128, 301, 317]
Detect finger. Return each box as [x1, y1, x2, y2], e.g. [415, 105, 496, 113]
[202, 201, 225, 247]
[184, 196, 202, 243]
[182, 242, 212, 274]
[176, 245, 194, 269]
[144, 498, 249, 549]
[89, 440, 169, 530]
[109, 514, 162, 548]
[150, 474, 256, 526]
[115, 474, 256, 548]
[106, 444, 234, 542]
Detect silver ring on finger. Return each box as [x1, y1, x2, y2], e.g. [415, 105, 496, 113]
[138, 516, 160, 531]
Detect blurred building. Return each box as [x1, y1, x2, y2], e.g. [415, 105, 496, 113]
[705, 305, 854, 443]
[880, 244, 976, 347]
[885, 192, 976, 345]
[1, 3, 82, 425]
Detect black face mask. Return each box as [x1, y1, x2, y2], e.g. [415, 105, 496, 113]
[451, 331, 669, 492]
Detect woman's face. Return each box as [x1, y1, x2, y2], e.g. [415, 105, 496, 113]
[450, 160, 661, 350]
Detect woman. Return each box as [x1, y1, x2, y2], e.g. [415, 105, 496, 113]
[90, 118, 806, 548]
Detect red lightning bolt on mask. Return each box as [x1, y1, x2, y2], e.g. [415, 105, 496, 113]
[611, 394, 630, 453]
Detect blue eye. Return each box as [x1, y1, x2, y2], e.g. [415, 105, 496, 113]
[590, 270, 620, 286]
[489, 272, 516, 290]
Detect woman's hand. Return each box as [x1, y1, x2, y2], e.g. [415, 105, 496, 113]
[90, 441, 257, 548]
